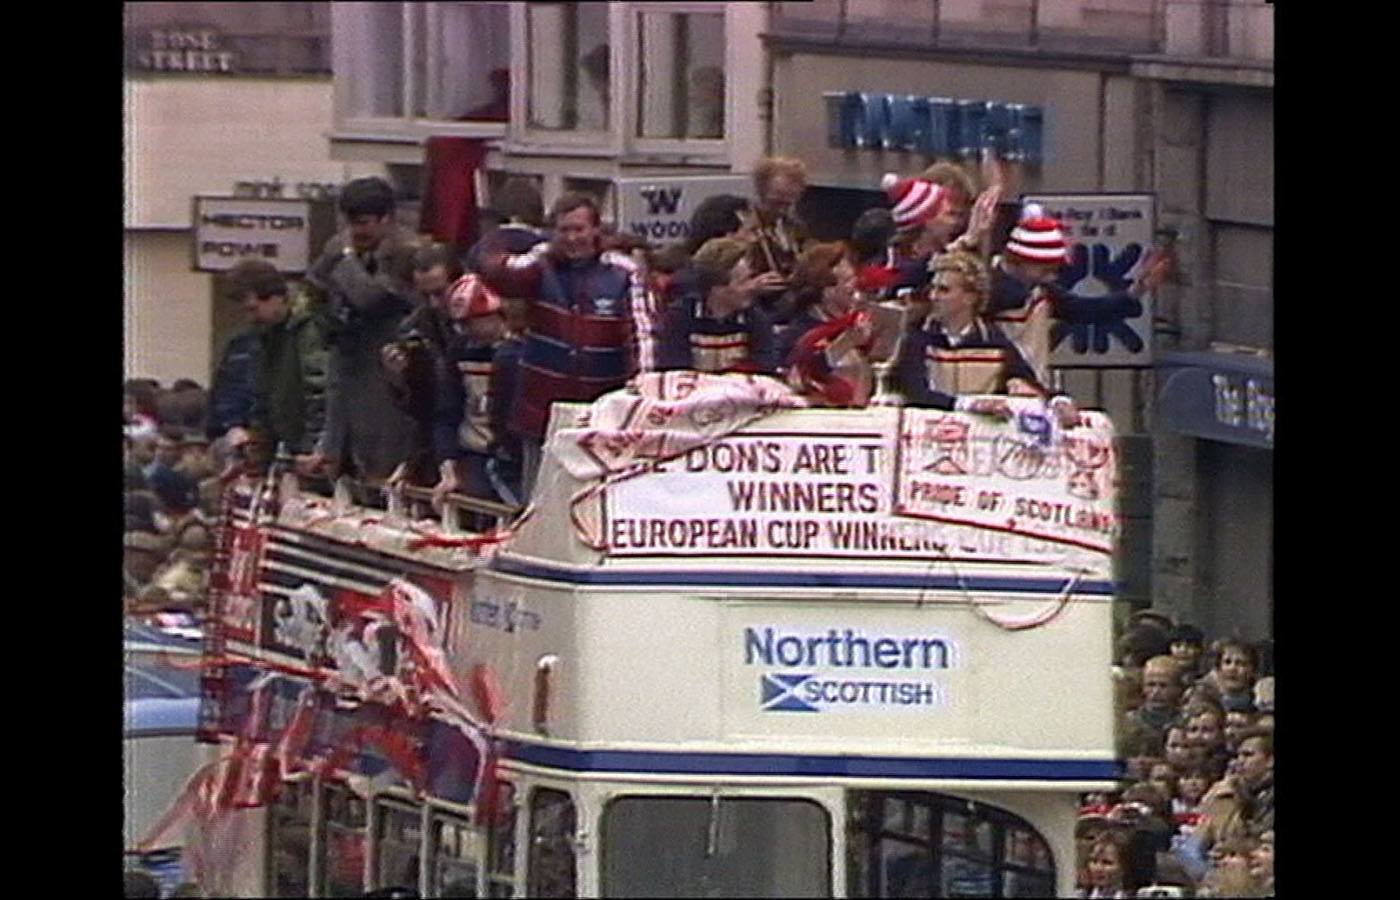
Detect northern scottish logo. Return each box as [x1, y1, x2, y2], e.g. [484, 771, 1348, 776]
[760, 673, 820, 712]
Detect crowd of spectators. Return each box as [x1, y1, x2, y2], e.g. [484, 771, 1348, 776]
[123, 380, 222, 617]
[1078, 614, 1275, 897]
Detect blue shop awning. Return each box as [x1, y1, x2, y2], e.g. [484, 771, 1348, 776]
[1154, 350, 1274, 449]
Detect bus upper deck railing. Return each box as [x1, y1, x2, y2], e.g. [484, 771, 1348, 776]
[262, 467, 523, 537]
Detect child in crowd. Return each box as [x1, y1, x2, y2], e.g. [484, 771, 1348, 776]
[1146, 762, 1177, 811]
[1168, 623, 1206, 682]
[1080, 830, 1134, 898]
[1171, 766, 1212, 837]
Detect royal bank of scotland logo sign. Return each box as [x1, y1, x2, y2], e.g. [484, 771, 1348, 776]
[760, 673, 819, 713]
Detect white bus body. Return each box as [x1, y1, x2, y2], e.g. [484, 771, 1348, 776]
[205, 402, 1119, 897]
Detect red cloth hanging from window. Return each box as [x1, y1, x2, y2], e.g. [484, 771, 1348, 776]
[420, 136, 487, 248]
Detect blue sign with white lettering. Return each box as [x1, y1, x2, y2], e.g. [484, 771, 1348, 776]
[824, 93, 1044, 163]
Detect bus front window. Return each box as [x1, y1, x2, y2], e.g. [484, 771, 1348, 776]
[268, 780, 314, 898]
[847, 791, 1055, 898]
[600, 797, 831, 898]
[322, 784, 367, 898]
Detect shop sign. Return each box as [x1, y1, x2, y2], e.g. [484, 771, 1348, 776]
[823, 93, 1044, 163]
[131, 28, 237, 73]
[192, 196, 325, 273]
[1155, 351, 1274, 449]
[1024, 193, 1156, 368]
[614, 176, 751, 244]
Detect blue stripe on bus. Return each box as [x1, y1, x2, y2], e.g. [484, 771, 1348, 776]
[490, 555, 1115, 596]
[500, 741, 1121, 781]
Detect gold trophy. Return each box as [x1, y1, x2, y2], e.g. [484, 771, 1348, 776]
[866, 302, 909, 406]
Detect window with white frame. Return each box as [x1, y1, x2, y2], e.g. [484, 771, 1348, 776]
[341, 2, 405, 118]
[428, 2, 511, 120]
[635, 9, 726, 141]
[335, 2, 510, 124]
[526, 2, 611, 132]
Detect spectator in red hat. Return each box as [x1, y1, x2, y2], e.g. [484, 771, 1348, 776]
[991, 200, 1173, 383]
[430, 274, 514, 513]
[919, 162, 979, 249]
[880, 172, 957, 298]
[655, 237, 778, 376]
[987, 202, 1070, 382]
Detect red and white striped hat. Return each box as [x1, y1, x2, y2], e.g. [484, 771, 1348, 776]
[1006, 203, 1069, 264]
[446, 273, 503, 319]
[881, 173, 948, 233]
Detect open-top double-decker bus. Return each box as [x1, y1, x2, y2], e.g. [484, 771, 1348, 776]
[182, 390, 1120, 898]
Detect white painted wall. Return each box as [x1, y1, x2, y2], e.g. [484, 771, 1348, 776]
[125, 231, 215, 384]
[124, 75, 381, 382]
[124, 76, 374, 227]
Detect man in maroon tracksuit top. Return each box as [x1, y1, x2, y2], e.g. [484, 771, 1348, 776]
[477, 192, 656, 499]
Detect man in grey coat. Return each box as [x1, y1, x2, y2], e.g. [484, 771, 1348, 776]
[300, 177, 422, 481]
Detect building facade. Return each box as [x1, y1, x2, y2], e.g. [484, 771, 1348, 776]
[327, 2, 768, 226]
[124, 2, 383, 386]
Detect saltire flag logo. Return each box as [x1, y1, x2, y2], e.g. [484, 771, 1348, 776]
[760, 673, 819, 712]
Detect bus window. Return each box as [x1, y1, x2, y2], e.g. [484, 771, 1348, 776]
[430, 814, 482, 898]
[485, 781, 516, 898]
[1002, 826, 1055, 898]
[373, 798, 422, 895]
[847, 792, 1055, 898]
[527, 788, 577, 898]
[600, 796, 831, 897]
[268, 780, 314, 898]
[322, 783, 368, 898]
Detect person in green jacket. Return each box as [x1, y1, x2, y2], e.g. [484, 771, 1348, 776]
[223, 259, 328, 470]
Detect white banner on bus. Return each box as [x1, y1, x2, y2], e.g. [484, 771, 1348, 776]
[599, 428, 1111, 567]
[892, 406, 1119, 554]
